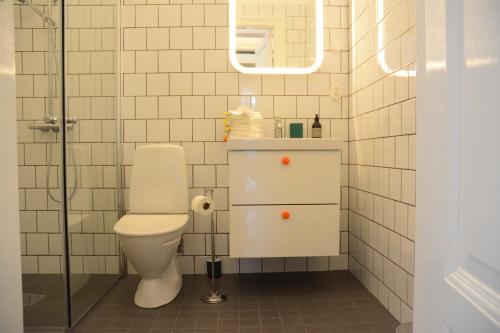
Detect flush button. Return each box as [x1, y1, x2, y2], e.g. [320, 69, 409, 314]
[281, 211, 290, 220]
[281, 156, 290, 165]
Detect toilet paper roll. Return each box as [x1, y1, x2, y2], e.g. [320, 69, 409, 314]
[191, 195, 215, 215]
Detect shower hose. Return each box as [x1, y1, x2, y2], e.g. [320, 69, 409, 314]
[42, 1, 78, 203]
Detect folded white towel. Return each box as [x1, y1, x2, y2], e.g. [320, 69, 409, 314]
[228, 105, 264, 139]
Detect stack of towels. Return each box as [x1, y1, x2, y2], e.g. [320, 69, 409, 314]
[227, 105, 263, 138]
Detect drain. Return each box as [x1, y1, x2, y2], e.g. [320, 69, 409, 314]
[23, 293, 45, 307]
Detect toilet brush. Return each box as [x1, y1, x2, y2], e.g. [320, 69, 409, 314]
[200, 189, 227, 304]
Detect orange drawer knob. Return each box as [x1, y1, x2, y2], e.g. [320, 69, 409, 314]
[281, 156, 290, 165]
[281, 211, 290, 220]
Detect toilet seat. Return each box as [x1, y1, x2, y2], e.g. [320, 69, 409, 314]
[114, 214, 189, 237]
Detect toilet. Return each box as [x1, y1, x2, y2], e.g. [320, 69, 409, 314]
[114, 145, 189, 308]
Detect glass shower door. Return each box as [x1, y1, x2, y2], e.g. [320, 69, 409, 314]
[14, 0, 68, 327]
[63, 0, 122, 324]
[15, 0, 122, 327]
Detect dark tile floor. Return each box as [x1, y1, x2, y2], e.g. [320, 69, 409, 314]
[23, 274, 67, 328]
[70, 271, 399, 333]
[23, 274, 119, 329]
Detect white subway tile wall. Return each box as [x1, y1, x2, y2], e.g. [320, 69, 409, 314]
[16, 2, 63, 274]
[121, 0, 350, 274]
[15, 1, 121, 275]
[15, 5, 418, 321]
[348, 0, 416, 324]
[67, 0, 121, 276]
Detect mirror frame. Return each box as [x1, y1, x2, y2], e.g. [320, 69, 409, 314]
[228, 0, 324, 75]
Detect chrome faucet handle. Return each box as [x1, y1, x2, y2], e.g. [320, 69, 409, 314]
[44, 115, 58, 124]
[66, 116, 78, 124]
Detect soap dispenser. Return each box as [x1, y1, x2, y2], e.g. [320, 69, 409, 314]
[312, 114, 322, 138]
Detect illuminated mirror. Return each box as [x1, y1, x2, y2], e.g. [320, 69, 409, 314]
[229, 0, 324, 74]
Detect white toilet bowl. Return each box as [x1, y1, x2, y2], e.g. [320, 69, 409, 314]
[114, 144, 190, 308]
[115, 214, 188, 308]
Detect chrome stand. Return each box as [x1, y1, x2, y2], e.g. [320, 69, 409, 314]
[201, 189, 227, 304]
[201, 290, 227, 304]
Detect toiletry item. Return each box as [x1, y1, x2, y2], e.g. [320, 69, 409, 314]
[312, 114, 322, 138]
[289, 123, 304, 138]
[275, 117, 284, 138]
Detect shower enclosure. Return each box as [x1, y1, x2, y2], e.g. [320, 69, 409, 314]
[14, 0, 122, 328]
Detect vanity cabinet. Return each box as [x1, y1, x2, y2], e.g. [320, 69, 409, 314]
[227, 138, 341, 258]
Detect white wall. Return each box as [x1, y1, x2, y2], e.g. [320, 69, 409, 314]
[121, 0, 351, 274]
[348, 0, 416, 323]
[0, 0, 24, 331]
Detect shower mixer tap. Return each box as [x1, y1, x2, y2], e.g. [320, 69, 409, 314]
[29, 116, 78, 132]
[44, 115, 58, 124]
[66, 116, 78, 124]
[43, 115, 78, 125]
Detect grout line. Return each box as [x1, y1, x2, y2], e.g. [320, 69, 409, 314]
[349, 252, 414, 309]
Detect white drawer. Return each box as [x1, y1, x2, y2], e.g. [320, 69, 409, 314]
[229, 204, 339, 258]
[229, 150, 340, 205]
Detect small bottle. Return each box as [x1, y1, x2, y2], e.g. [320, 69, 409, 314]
[275, 117, 284, 138]
[312, 114, 322, 138]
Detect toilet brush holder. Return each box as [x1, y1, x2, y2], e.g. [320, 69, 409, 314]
[206, 257, 221, 278]
[199, 189, 227, 304]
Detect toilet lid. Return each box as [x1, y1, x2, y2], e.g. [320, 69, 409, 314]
[114, 214, 189, 237]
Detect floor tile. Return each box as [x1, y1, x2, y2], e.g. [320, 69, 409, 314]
[65, 271, 400, 333]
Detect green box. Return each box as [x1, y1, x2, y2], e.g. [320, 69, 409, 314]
[289, 123, 303, 138]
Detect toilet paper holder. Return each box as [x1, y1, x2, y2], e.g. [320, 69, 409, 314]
[198, 188, 227, 304]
